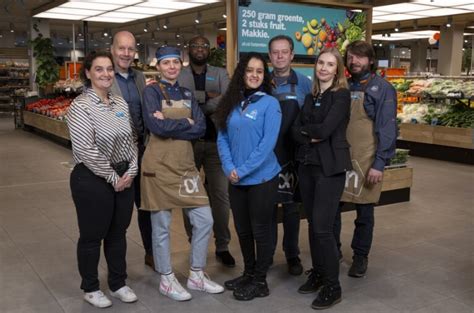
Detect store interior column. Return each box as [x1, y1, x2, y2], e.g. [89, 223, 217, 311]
[410, 39, 428, 74]
[437, 23, 464, 76]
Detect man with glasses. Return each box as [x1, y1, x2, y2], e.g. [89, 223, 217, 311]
[178, 35, 235, 267]
[110, 31, 153, 269]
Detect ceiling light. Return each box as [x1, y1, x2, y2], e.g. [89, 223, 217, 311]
[156, 19, 160, 30]
[163, 18, 169, 29]
[446, 17, 452, 28]
[465, 39, 468, 43]
[144, 22, 149, 32]
[395, 22, 400, 32]
[195, 12, 202, 24]
[379, 43, 383, 47]
[222, 14, 227, 19]
[103, 30, 108, 37]
[9, 23, 14, 33]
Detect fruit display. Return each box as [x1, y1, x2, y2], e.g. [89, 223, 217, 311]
[294, 10, 366, 56]
[54, 78, 83, 92]
[25, 96, 72, 120]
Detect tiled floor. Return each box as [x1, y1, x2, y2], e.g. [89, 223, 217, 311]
[0, 116, 473, 313]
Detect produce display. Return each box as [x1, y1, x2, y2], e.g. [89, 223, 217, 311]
[54, 78, 83, 92]
[397, 102, 448, 124]
[390, 78, 474, 98]
[25, 96, 72, 120]
[294, 10, 366, 56]
[425, 104, 474, 128]
[390, 149, 409, 166]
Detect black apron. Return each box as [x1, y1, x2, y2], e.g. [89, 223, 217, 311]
[273, 84, 301, 203]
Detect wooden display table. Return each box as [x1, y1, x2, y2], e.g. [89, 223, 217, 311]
[398, 124, 473, 164]
[23, 111, 70, 141]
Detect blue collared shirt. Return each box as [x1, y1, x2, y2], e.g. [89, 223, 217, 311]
[271, 69, 312, 108]
[115, 69, 144, 143]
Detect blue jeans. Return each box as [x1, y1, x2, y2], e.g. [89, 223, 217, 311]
[271, 202, 300, 260]
[334, 203, 374, 257]
[151, 206, 213, 274]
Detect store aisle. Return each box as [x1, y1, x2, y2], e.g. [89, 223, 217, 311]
[0, 117, 473, 313]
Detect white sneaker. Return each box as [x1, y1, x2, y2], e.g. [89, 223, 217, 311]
[187, 270, 225, 294]
[84, 290, 112, 308]
[109, 285, 138, 303]
[159, 273, 192, 301]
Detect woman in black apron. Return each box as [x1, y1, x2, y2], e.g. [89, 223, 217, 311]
[292, 47, 352, 310]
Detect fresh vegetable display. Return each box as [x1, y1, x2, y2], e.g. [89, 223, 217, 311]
[390, 149, 410, 166]
[25, 96, 72, 120]
[425, 104, 474, 128]
[294, 10, 366, 56]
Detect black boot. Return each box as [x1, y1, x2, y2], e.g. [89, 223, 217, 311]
[216, 251, 236, 268]
[224, 272, 254, 291]
[233, 279, 269, 301]
[287, 257, 303, 276]
[311, 285, 342, 310]
[348, 255, 368, 278]
[298, 269, 324, 294]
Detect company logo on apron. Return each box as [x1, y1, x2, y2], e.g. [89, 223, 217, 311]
[179, 171, 208, 198]
[344, 160, 365, 197]
[245, 109, 258, 120]
[370, 85, 379, 92]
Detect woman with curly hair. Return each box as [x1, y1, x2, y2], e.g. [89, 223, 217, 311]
[215, 52, 282, 301]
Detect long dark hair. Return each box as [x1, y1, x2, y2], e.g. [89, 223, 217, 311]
[215, 52, 272, 130]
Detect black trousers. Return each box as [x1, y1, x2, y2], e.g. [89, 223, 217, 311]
[228, 176, 278, 281]
[334, 203, 374, 257]
[298, 164, 345, 288]
[70, 163, 134, 292]
[134, 154, 153, 256]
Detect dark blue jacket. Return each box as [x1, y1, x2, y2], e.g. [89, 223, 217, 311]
[142, 80, 205, 141]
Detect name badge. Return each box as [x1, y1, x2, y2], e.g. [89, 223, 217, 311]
[183, 100, 192, 109]
[245, 109, 258, 120]
[351, 94, 361, 100]
[116, 111, 125, 118]
[285, 95, 297, 100]
[314, 101, 321, 107]
[206, 76, 216, 81]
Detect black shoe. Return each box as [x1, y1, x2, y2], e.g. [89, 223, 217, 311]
[348, 255, 368, 278]
[298, 269, 323, 294]
[216, 251, 236, 268]
[233, 280, 269, 301]
[287, 257, 303, 276]
[224, 273, 254, 291]
[311, 285, 342, 310]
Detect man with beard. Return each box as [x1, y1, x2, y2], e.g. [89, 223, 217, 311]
[335, 40, 397, 277]
[178, 35, 235, 267]
[110, 31, 154, 270]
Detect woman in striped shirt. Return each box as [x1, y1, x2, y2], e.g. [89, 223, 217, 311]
[67, 51, 139, 308]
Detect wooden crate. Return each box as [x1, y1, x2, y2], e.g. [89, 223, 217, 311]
[399, 123, 434, 144]
[381, 167, 413, 191]
[23, 111, 70, 140]
[433, 126, 474, 149]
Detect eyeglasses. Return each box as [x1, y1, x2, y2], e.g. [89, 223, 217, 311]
[189, 43, 210, 49]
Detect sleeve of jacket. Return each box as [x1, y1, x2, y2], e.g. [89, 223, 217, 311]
[217, 129, 235, 178]
[134, 70, 147, 143]
[203, 67, 230, 115]
[171, 93, 206, 140]
[142, 84, 192, 138]
[372, 83, 398, 171]
[236, 97, 282, 179]
[291, 95, 312, 145]
[300, 89, 351, 140]
[67, 101, 119, 186]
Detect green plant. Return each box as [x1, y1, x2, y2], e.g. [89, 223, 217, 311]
[30, 34, 59, 88]
[208, 47, 226, 68]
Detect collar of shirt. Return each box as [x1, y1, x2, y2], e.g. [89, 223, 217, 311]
[271, 69, 298, 87]
[86, 88, 117, 107]
[115, 67, 135, 80]
[191, 64, 207, 76]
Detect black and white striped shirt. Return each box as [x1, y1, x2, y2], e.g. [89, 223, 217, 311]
[67, 88, 138, 186]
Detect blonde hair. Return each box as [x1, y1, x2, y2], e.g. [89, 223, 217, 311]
[312, 47, 348, 96]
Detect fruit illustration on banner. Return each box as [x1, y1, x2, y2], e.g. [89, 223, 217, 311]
[294, 10, 366, 55]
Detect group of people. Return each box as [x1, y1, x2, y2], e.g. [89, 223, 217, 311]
[67, 30, 397, 310]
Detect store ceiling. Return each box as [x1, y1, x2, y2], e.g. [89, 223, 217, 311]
[0, 0, 473, 48]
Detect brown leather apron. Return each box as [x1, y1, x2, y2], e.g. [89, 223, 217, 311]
[140, 85, 209, 211]
[341, 89, 383, 204]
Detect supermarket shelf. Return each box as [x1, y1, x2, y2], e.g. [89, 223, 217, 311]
[23, 111, 70, 141]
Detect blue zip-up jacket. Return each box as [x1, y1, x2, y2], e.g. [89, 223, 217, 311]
[350, 74, 398, 171]
[217, 92, 282, 185]
[142, 80, 206, 140]
[272, 69, 312, 108]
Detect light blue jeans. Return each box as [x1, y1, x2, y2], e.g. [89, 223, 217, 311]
[151, 206, 213, 274]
